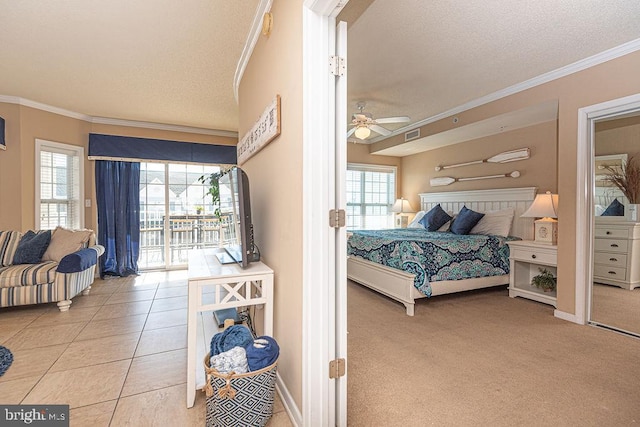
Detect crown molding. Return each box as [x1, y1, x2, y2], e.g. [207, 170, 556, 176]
[233, 0, 273, 103]
[369, 37, 640, 144]
[0, 95, 238, 138]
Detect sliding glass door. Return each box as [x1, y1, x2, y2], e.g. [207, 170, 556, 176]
[139, 162, 223, 270]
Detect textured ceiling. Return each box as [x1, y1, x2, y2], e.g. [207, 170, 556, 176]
[344, 0, 640, 144]
[1, 1, 640, 138]
[0, 0, 258, 132]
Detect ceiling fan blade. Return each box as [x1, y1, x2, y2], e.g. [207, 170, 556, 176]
[375, 116, 411, 124]
[346, 127, 356, 137]
[369, 124, 392, 136]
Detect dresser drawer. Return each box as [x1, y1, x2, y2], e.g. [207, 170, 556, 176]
[510, 247, 557, 265]
[595, 227, 629, 239]
[594, 264, 627, 281]
[594, 238, 628, 253]
[593, 251, 627, 268]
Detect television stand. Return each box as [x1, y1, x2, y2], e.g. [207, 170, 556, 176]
[186, 248, 274, 408]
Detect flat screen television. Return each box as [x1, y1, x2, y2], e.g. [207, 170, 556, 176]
[214, 166, 258, 268]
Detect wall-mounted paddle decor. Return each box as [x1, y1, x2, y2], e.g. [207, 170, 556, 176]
[0, 117, 5, 150]
[237, 95, 281, 165]
[434, 148, 529, 171]
[430, 171, 521, 187]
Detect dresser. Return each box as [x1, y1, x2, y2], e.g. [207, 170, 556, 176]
[593, 220, 640, 290]
[507, 240, 557, 307]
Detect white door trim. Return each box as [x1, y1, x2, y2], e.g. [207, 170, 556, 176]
[302, 1, 347, 426]
[575, 92, 640, 325]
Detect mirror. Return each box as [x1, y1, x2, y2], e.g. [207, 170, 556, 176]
[591, 115, 640, 336]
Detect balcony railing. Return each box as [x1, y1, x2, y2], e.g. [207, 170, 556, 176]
[139, 214, 234, 269]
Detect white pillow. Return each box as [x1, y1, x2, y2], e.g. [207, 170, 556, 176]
[407, 211, 426, 228]
[469, 207, 515, 237]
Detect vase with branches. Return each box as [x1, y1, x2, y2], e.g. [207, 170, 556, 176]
[603, 154, 640, 204]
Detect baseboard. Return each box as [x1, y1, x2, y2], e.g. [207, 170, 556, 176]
[554, 309, 583, 324]
[276, 372, 302, 427]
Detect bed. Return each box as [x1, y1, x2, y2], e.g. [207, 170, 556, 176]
[347, 187, 537, 315]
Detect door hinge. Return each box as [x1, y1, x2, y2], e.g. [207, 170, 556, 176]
[329, 358, 346, 379]
[329, 55, 346, 77]
[329, 209, 346, 228]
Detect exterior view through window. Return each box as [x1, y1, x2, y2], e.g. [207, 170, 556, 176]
[346, 164, 396, 230]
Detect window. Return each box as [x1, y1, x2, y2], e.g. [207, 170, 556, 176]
[36, 139, 84, 230]
[346, 163, 396, 230]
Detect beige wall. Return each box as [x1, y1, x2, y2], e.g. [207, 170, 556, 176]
[237, 0, 304, 410]
[0, 104, 236, 233]
[401, 120, 558, 211]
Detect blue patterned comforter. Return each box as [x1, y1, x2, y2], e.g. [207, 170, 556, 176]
[347, 229, 514, 297]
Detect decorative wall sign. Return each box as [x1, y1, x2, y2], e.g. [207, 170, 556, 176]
[430, 171, 521, 187]
[237, 95, 281, 165]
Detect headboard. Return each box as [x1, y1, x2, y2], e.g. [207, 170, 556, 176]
[418, 187, 537, 239]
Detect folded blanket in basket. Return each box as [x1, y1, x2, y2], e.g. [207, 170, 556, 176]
[209, 346, 248, 374]
[210, 325, 254, 356]
[246, 336, 279, 371]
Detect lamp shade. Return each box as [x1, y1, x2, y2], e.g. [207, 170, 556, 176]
[391, 198, 415, 214]
[354, 126, 371, 139]
[521, 191, 558, 219]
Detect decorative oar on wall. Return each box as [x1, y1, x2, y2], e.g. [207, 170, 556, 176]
[434, 148, 530, 171]
[430, 171, 521, 187]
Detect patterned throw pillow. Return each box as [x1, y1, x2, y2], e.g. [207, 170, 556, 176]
[450, 206, 485, 235]
[419, 204, 453, 231]
[12, 230, 52, 264]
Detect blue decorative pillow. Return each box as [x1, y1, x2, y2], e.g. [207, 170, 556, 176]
[12, 230, 52, 264]
[601, 198, 624, 216]
[419, 204, 453, 231]
[450, 206, 485, 235]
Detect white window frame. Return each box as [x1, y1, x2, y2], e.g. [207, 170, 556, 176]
[35, 139, 85, 230]
[346, 162, 397, 230]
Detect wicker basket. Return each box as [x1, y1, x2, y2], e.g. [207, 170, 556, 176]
[203, 352, 278, 427]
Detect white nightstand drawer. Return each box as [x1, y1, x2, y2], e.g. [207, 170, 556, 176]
[510, 247, 557, 265]
[595, 227, 629, 239]
[594, 264, 627, 281]
[593, 251, 628, 268]
[594, 238, 628, 253]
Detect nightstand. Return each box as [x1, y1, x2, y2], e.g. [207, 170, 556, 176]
[506, 240, 557, 307]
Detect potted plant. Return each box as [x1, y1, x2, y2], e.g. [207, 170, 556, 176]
[531, 268, 557, 292]
[604, 155, 640, 221]
[195, 205, 203, 215]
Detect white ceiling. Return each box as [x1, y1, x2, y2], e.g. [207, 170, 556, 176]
[1, 1, 640, 143]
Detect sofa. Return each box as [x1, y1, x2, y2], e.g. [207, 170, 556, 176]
[0, 227, 105, 311]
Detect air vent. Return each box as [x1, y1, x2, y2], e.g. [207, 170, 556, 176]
[405, 129, 420, 142]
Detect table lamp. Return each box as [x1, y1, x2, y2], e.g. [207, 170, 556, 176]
[391, 198, 415, 228]
[521, 191, 558, 244]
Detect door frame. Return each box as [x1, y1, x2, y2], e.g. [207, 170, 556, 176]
[302, 1, 348, 426]
[576, 92, 640, 325]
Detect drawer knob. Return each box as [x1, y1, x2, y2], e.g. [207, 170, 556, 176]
[610, 258, 618, 262]
[608, 271, 617, 275]
[531, 254, 537, 259]
[606, 231, 611, 235]
[611, 244, 619, 248]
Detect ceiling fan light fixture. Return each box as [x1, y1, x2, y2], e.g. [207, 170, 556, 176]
[354, 126, 371, 139]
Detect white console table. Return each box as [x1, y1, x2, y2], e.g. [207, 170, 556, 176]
[186, 248, 274, 408]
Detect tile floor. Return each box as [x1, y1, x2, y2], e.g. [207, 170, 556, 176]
[0, 270, 292, 427]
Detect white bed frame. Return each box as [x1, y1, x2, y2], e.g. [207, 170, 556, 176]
[347, 187, 537, 315]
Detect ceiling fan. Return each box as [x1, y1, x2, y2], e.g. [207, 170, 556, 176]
[347, 102, 410, 140]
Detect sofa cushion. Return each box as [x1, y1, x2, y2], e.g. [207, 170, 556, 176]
[42, 227, 93, 263]
[13, 230, 52, 264]
[0, 261, 58, 288]
[0, 231, 22, 267]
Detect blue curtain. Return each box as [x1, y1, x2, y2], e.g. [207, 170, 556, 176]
[95, 161, 141, 277]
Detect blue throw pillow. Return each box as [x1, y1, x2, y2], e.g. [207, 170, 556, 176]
[12, 230, 52, 264]
[601, 198, 624, 216]
[419, 204, 452, 231]
[450, 206, 485, 235]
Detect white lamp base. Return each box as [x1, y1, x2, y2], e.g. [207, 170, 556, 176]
[534, 218, 558, 245]
[396, 215, 409, 228]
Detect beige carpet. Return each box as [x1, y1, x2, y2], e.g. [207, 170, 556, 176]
[591, 283, 640, 335]
[347, 281, 640, 426]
